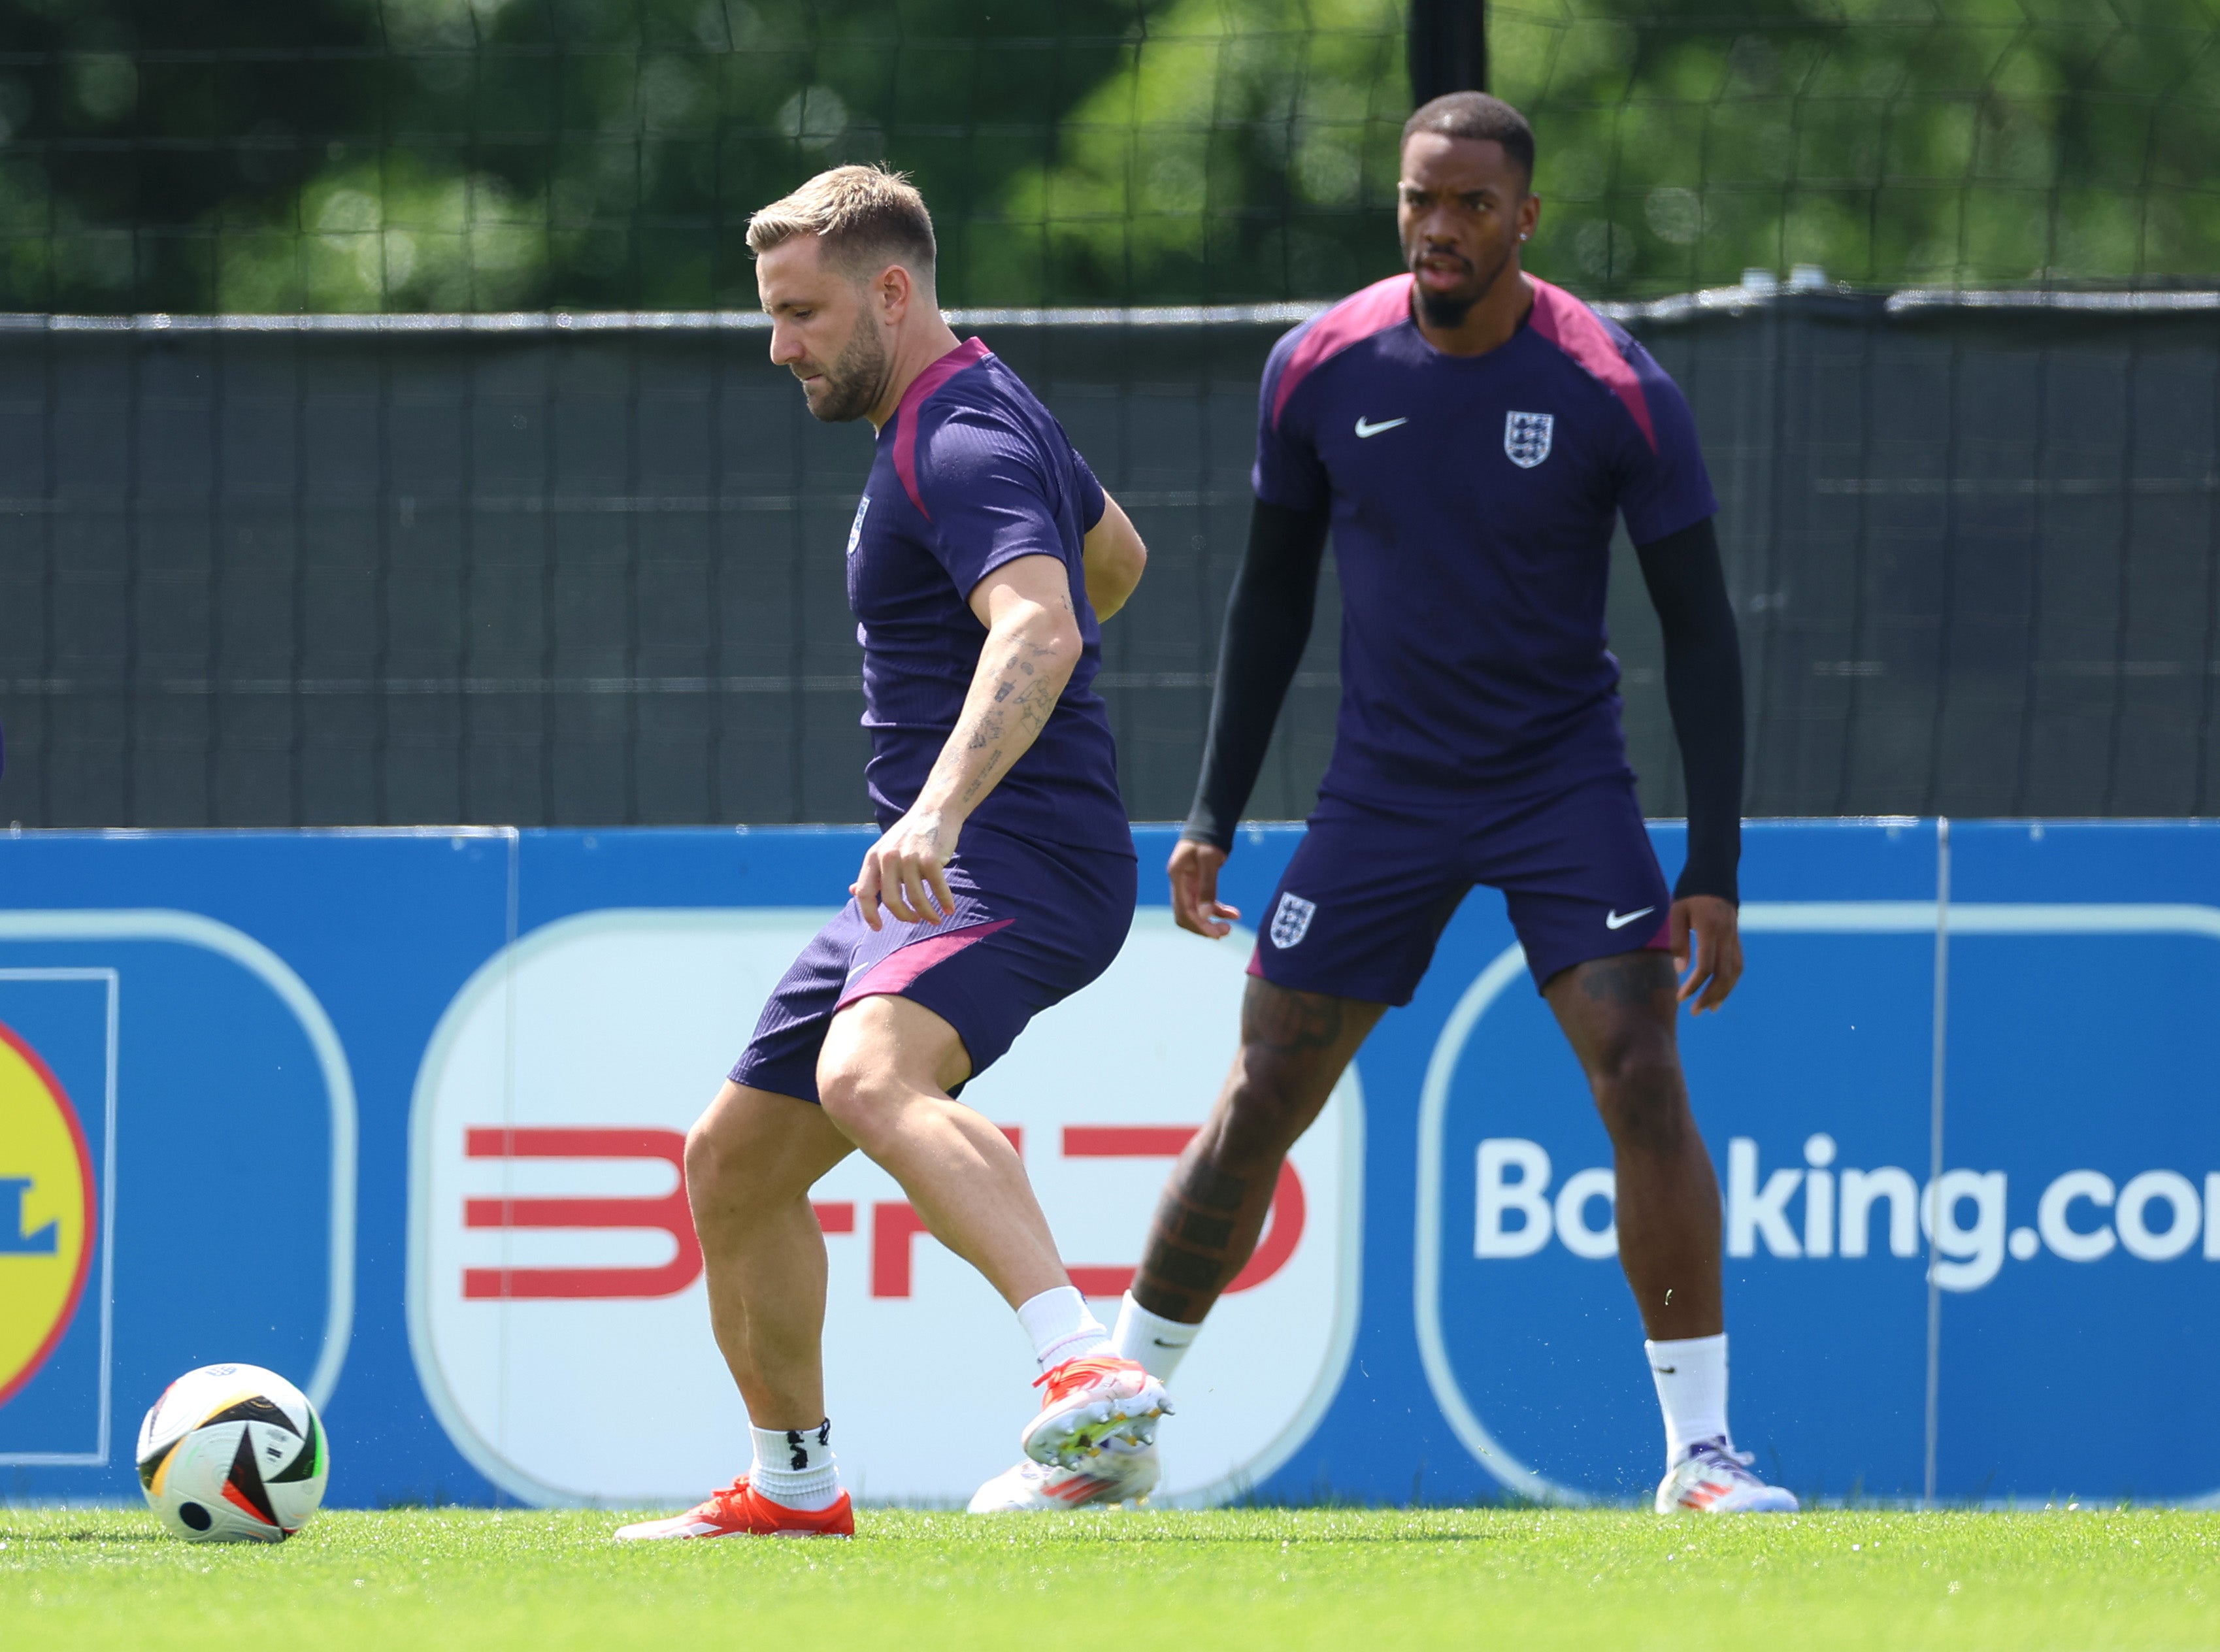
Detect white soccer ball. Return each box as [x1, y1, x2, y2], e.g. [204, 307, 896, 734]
[135, 1363, 329, 1543]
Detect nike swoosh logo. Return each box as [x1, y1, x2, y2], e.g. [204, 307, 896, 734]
[1605, 906, 1657, 930]
[1651, 1365, 1676, 1375]
[1353, 416, 1408, 438]
[1152, 1338, 1187, 1348]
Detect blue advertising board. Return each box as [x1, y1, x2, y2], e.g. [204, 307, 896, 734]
[2, 819, 2217, 1508]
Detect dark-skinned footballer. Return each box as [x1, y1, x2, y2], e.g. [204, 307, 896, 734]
[972, 92, 1794, 1518]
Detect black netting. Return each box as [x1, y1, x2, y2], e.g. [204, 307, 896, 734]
[2, 289, 2216, 829]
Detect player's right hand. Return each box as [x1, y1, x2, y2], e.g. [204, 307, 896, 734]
[853, 809, 957, 931]
[1670, 893, 1743, 1014]
[1168, 838, 1240, 939]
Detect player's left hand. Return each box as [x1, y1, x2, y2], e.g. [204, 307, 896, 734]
[1670, 894, 1742, 1014]
[852, 810, 958, 931]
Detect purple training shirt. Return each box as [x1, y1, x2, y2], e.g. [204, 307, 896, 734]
[848, 337, 1131, 857]
[1256, 273, 1718, 810]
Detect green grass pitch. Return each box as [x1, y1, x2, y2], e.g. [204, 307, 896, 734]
[6, 1505, 2219, 1650]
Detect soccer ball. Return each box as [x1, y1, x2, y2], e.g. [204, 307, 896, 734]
[135, 1363, 329, 1543]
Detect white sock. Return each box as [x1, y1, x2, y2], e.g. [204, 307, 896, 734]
[1646, 1333, 1731, 1469]
[748, 1419, 844, 1511]
[1110, 1292, 1200, 1384]
[1016, 1285, 1109, 1370]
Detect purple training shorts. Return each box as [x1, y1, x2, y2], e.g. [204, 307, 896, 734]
[731, 822, 1136, 1103]
[1250, 772, 1672, 1004]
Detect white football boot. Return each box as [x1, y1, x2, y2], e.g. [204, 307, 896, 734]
[1654, 1439, 1798, 1513]
[968, 1440, 1160, 1513]
[1020, 1355, 1172, 1468]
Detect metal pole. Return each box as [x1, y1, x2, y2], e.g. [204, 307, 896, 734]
[1923, 816, 1951, 1507]
[1408, 0, 1488, 105]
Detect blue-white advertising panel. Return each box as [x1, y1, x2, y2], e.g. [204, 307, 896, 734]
[2, 820, 2216, 1506]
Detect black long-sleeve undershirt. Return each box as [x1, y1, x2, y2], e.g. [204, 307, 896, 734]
[1181, 499, 1331, 855]
[1182, 501, 1746, 906]
[1634, 515, 1746, 905]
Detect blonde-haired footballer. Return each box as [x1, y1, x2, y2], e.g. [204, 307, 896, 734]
[618, 165, 1161, 1539]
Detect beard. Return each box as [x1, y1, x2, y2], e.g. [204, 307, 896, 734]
[1415, 282, 1478, 330]
[1409, 238, 1517, 330]
[799, 314, 890, 423]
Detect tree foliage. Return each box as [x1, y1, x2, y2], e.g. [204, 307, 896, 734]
[0, 0, 2212, 312]
[995, 0, 1407, 305]
[0, 0, 1150, 311]
[1496, 0, 2220, 295]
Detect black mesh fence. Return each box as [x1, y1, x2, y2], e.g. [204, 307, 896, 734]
[0, 305, 1319, 828]
[1619, 286, 2220, 819]
[2, 284, 2218, 830]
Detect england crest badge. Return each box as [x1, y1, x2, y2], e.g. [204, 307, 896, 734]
[1269, 892, 1316, 950]
[1504, 410, 1554, 468]
[846, 494, 871, 557]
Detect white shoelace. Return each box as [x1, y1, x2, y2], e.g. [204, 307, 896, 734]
[1685, 1441, 1763, 1480]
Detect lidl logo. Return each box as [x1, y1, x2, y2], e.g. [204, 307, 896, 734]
[0, 1021, 95, 1409]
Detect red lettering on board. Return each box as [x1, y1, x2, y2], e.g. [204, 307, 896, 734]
[461, 1127, 702, 1300]
[871, 1202, 931, 1298]
[457, 1122, 1299, 1302]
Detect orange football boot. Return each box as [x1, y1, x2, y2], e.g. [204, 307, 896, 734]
[612, 1476, 854, 1540]
[1019, 1354, 1172, 1468]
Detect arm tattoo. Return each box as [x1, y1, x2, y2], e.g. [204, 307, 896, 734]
[944, 625, 1069, 808]
[950, 644, 1052, 804]
[957, 755, 999, 808]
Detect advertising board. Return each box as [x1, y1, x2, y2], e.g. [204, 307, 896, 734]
[3, 820, 2217, 1507]
[408, 906, 1357, 1506]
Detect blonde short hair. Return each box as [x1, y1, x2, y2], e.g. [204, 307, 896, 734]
[746, 165, 936, 284]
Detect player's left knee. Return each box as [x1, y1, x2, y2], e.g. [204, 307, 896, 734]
[814, 1059, 904, 1153]
[1589, 1040, 1689, 1153]
[682, 1115, 729, 1199]
[1218, 1055, 1329, 1166]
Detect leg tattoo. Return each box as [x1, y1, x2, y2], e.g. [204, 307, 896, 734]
[1242, 981, 1348, 1055]
[1129, 981, 1383, 1323]
[1133, 1161, 1250, 1319]
[1572, 950, 1677, 1012]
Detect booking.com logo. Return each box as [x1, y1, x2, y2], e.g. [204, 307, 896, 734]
[1476, 1136, 2220, 1292]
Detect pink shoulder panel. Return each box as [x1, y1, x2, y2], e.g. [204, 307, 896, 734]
[1526, 278, 1655, 451]
[893, 336, 993, 518]
[1270, 274, 1413, 429]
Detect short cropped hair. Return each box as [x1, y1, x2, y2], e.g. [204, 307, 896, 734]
[746, 164, 937, 283]
[1402, 91, 1535, 183]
